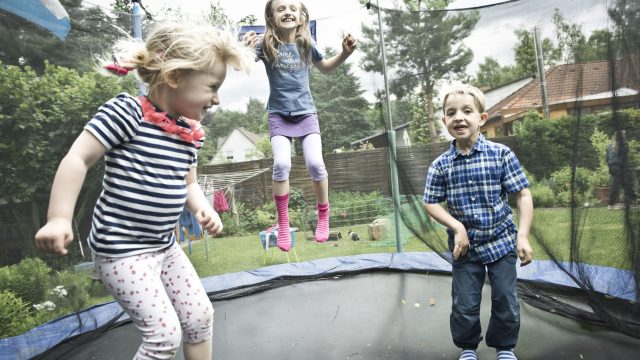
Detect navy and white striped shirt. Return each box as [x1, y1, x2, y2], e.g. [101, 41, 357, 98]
[84, 93, 202, 257]
[423, 135, 529, 264]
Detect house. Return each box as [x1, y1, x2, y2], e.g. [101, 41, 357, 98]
[482, 75, 535, 110]
[209, 127, 268, 164]
[482, 54, 640, 138]
[349, 122, 411, 150]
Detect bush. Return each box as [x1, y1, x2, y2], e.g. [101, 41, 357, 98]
[0, 258, 52, 304]
[530, 183, 556, 208]
[329, 191, 389, 227]
[550, 166, 593, 206]
[48, 271, 91, 316]
[288, 187, 307, 210]
[516, 111, 601, 180]
[0, 290, 39, 338]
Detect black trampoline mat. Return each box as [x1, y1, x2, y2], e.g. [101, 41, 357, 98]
[48, 272, 640, 360]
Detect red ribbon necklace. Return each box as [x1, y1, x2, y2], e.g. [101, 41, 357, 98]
[139, 96, 205, 148]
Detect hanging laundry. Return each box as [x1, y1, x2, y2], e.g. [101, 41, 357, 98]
[213, 190, 229, 212]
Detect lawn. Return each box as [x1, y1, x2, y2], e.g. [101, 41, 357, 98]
[185, 207, 638, 278]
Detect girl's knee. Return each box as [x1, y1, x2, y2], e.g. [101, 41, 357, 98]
[140, 320, 183, 359]
[183, 302, 214, 343]
[307, 161, 327, 181]
[272, 159, 291, 181]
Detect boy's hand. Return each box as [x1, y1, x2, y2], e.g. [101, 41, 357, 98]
[195, 207, 223, 236]
[341, 33, 357, 55]
[452, 226, 469, 260]
[35, 218, 73, 255]
[517, 236, 533, 266]
[243, 31, 260, 49]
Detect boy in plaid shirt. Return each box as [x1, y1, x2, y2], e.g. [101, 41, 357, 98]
[423, 84, 534, 360]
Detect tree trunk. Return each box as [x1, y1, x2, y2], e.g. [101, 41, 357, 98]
[425, 88, 437, 141]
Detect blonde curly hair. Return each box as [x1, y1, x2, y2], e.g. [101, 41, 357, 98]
[102, 22, 254, 89]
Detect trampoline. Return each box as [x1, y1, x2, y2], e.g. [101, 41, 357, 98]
[10, 253, 639, 360]
[2, 1, 640, 359]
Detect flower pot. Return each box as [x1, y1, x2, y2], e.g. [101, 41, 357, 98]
[594, 186, 610, 202]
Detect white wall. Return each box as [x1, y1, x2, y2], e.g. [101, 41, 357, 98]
[210, 129, 264, 164]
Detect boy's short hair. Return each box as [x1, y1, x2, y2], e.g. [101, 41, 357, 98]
[442, 84, 487, 114]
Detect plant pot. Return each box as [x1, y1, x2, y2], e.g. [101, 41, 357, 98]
[594, 186, 610, 202]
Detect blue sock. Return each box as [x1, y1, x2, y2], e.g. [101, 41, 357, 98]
[459, 349, 478, 360]
[497, 349, 517, 360]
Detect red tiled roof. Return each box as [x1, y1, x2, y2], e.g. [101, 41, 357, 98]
[486, 53, 640, 119]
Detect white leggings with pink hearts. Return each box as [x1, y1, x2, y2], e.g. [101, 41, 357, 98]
[94, 243, 213, 359]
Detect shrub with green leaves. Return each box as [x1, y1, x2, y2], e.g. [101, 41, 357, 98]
[530, 183, 556, 208]
[329, 191, 388, 227]
[550, 166, 593, 206]
[49, 271, 91, 315]
[0, 258, 52, 304]
[0, 290, 39, 338]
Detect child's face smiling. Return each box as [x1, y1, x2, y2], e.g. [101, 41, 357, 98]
[442, 93, 488, 149]
[168, 61, 227, 121]
[271, 0, 302, 33]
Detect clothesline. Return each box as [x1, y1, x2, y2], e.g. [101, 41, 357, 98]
[197, 167, 271, 196]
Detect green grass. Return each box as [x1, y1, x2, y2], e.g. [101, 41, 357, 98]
[184, 222, 433, 278]
[185, 207, 638, 277]
[526, 207, 637, 269]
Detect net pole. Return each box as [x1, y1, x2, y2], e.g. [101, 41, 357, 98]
[375, 1, 403, 252]
[533, 26, 550, 118]
[132, 1, 146, 95]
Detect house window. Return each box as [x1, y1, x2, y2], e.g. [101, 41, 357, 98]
[503, 122, 515, 136]
[225, 150, 233, 160]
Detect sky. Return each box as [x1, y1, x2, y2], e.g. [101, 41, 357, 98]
[82, 0, 611, 111]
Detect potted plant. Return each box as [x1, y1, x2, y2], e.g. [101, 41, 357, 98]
[590, 130, 611, 203]
[591, 167, 611, 202]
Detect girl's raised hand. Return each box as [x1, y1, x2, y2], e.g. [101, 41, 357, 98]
[242, 31, 260, 49]
[35, 218, 73, 255]
[342, 33, 358, 55]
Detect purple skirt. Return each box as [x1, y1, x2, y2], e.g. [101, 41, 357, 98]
[269, 113, 320, 138]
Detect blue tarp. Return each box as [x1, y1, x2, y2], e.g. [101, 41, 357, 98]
[0, 0, 71, 40]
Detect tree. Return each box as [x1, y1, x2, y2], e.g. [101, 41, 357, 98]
[0, 62, 135, 256]
[552, 9, 612, 63]
[582, 29, 616, 61]
[244, 98, 268, 134]
[0, 0, 124, 73]
[359, 0, 479, 141]
[472, 57, 520, 89]
[513, 28, 558, 76]
[474, 10, 612, 90]
[552, 9, 588, 64]
[608, 0, 640, 55]
[0, 63, 136, 202]
[310, 49, 372, 152]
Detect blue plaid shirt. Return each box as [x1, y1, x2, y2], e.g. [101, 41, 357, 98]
[423, 135, 529, 264]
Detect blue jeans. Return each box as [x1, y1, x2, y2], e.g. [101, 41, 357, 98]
[450, 249, 520, 351]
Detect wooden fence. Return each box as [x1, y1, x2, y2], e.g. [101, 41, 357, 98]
[199, 137, 519, 207]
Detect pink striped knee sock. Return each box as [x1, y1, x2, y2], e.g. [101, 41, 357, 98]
[315, 203, 330, 242]
[275, 194, 291, 251]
